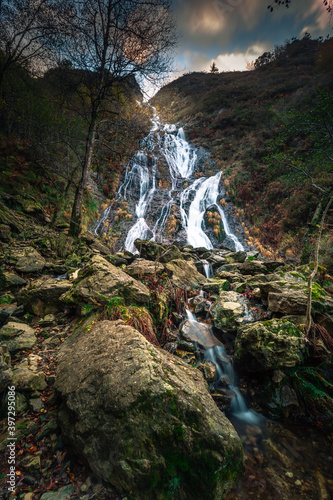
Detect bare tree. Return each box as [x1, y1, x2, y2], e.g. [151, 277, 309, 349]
[60, 0, 177, 237]
[0, 0, 72, 87]
[268, 0, 332, 13]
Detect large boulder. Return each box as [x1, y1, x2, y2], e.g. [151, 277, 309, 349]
[134, 239, 166, 260]
[10, 246, 46, 273]
[60, 255, 150, 306]
[55, 321, 244, 500]
[165, 259, 206, 290]
[125, 258, 165, 279]
[210, 291, 253, 332]
[17, 277, 72, 316]
[0, 322, 37, 353]
[234, 319, 306, 372]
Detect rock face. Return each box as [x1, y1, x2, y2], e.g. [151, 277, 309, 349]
[17, 277, 72, 316]
[60, 255, 150, 306]
[211, 291, 253, 332]
[55, 320, 244, 500]
[234, 319, 306, 372]
[0, 322, 37, 353]
[10, 246, 46, 273]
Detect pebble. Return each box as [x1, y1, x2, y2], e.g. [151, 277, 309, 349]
[285, 471, 294, 478]
[295, 480, 302, 486]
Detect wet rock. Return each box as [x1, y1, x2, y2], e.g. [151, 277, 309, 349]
[234, 319, 306, 372]
[0, 345, 12, 391]
[197, 361, 217, 383]
[0, 271, 26, 292]
[211, 291, 253, 332]
[0, 321, 37, 353]
[60, 254, 150, 307]
[17, 277, 72, 316]
[125, 258, 164, 278]
[10, 246, 46, 273]
[56, 320, 244, 499]
[165, 259, 206, 290]
[180, 319, 223, 349]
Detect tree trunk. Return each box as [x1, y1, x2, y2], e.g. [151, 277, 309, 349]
[69, 117, 97, 237]
[305, 194, 333, 335]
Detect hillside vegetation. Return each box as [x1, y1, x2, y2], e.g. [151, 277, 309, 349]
[152, 35, 333, 272]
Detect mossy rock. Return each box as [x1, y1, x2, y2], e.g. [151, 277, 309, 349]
[55, 321, 244, 499]
[234, 319, 306, 372]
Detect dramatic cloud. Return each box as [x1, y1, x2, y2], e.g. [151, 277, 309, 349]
[172, 0, 331, 74]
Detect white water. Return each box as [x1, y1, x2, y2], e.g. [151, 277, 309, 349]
[95, 109, 244, 252]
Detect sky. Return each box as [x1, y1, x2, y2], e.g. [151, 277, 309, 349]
[170, 0, 332, 76]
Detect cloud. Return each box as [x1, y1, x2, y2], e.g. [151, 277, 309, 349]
[180, 42, 269, 73]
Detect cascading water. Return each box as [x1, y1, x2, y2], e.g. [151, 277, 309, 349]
[95, 108, 244, 253]
[186, 308, 260, 425]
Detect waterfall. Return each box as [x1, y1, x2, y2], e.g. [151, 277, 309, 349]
[95, 109, 244, 253]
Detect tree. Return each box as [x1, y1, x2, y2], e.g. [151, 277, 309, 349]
[59, 0, 177, 237]
[210, 62, 219, 73]
[268, 0, 332, 13]
[0, 0, 72, 88]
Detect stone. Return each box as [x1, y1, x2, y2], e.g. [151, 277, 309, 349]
[134, 239, 165, 260]
[197, 361, 217, 383]
[0, 223, 11, 242]
[159, 245, 183, 263]
[60, 255, 150, 306]
[17, 277, 72, 316]
[125, 258, 165, 278]
[165, 259, 206, 290]
[40, 485, 73, 500]
[39, 314, 56, 327]
[226, 251, 247, 263]
[0, 345, 13, 391]
[55, 320, 244, 499]
[0, 271, 26, 292]
[180, 319, 223, 349]
[234, 319, 306, 372]
[0, 321, 37, 353]
[10, 246, 46, 273]
[12, 360, 47, 392]
[211, 291, 253, 332]
[202, 279, 230, 294]
[21, 454, 41, 471]
[36, 419, 58, 441]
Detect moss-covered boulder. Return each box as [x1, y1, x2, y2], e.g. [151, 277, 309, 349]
[165, 259, 206, 290]
[60, 255, 150, 307]
[10, 246, 46, 273]
[202, 278, 230, 294]
[134, 239, 166, 260]
[0, 321, 37, 353]
[0, 271, 26, 292]
[234, 319, 306, 372]
[211, 291, 253, 332]
[55, 320, 244, 500]
[17, 277, 72, 316]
